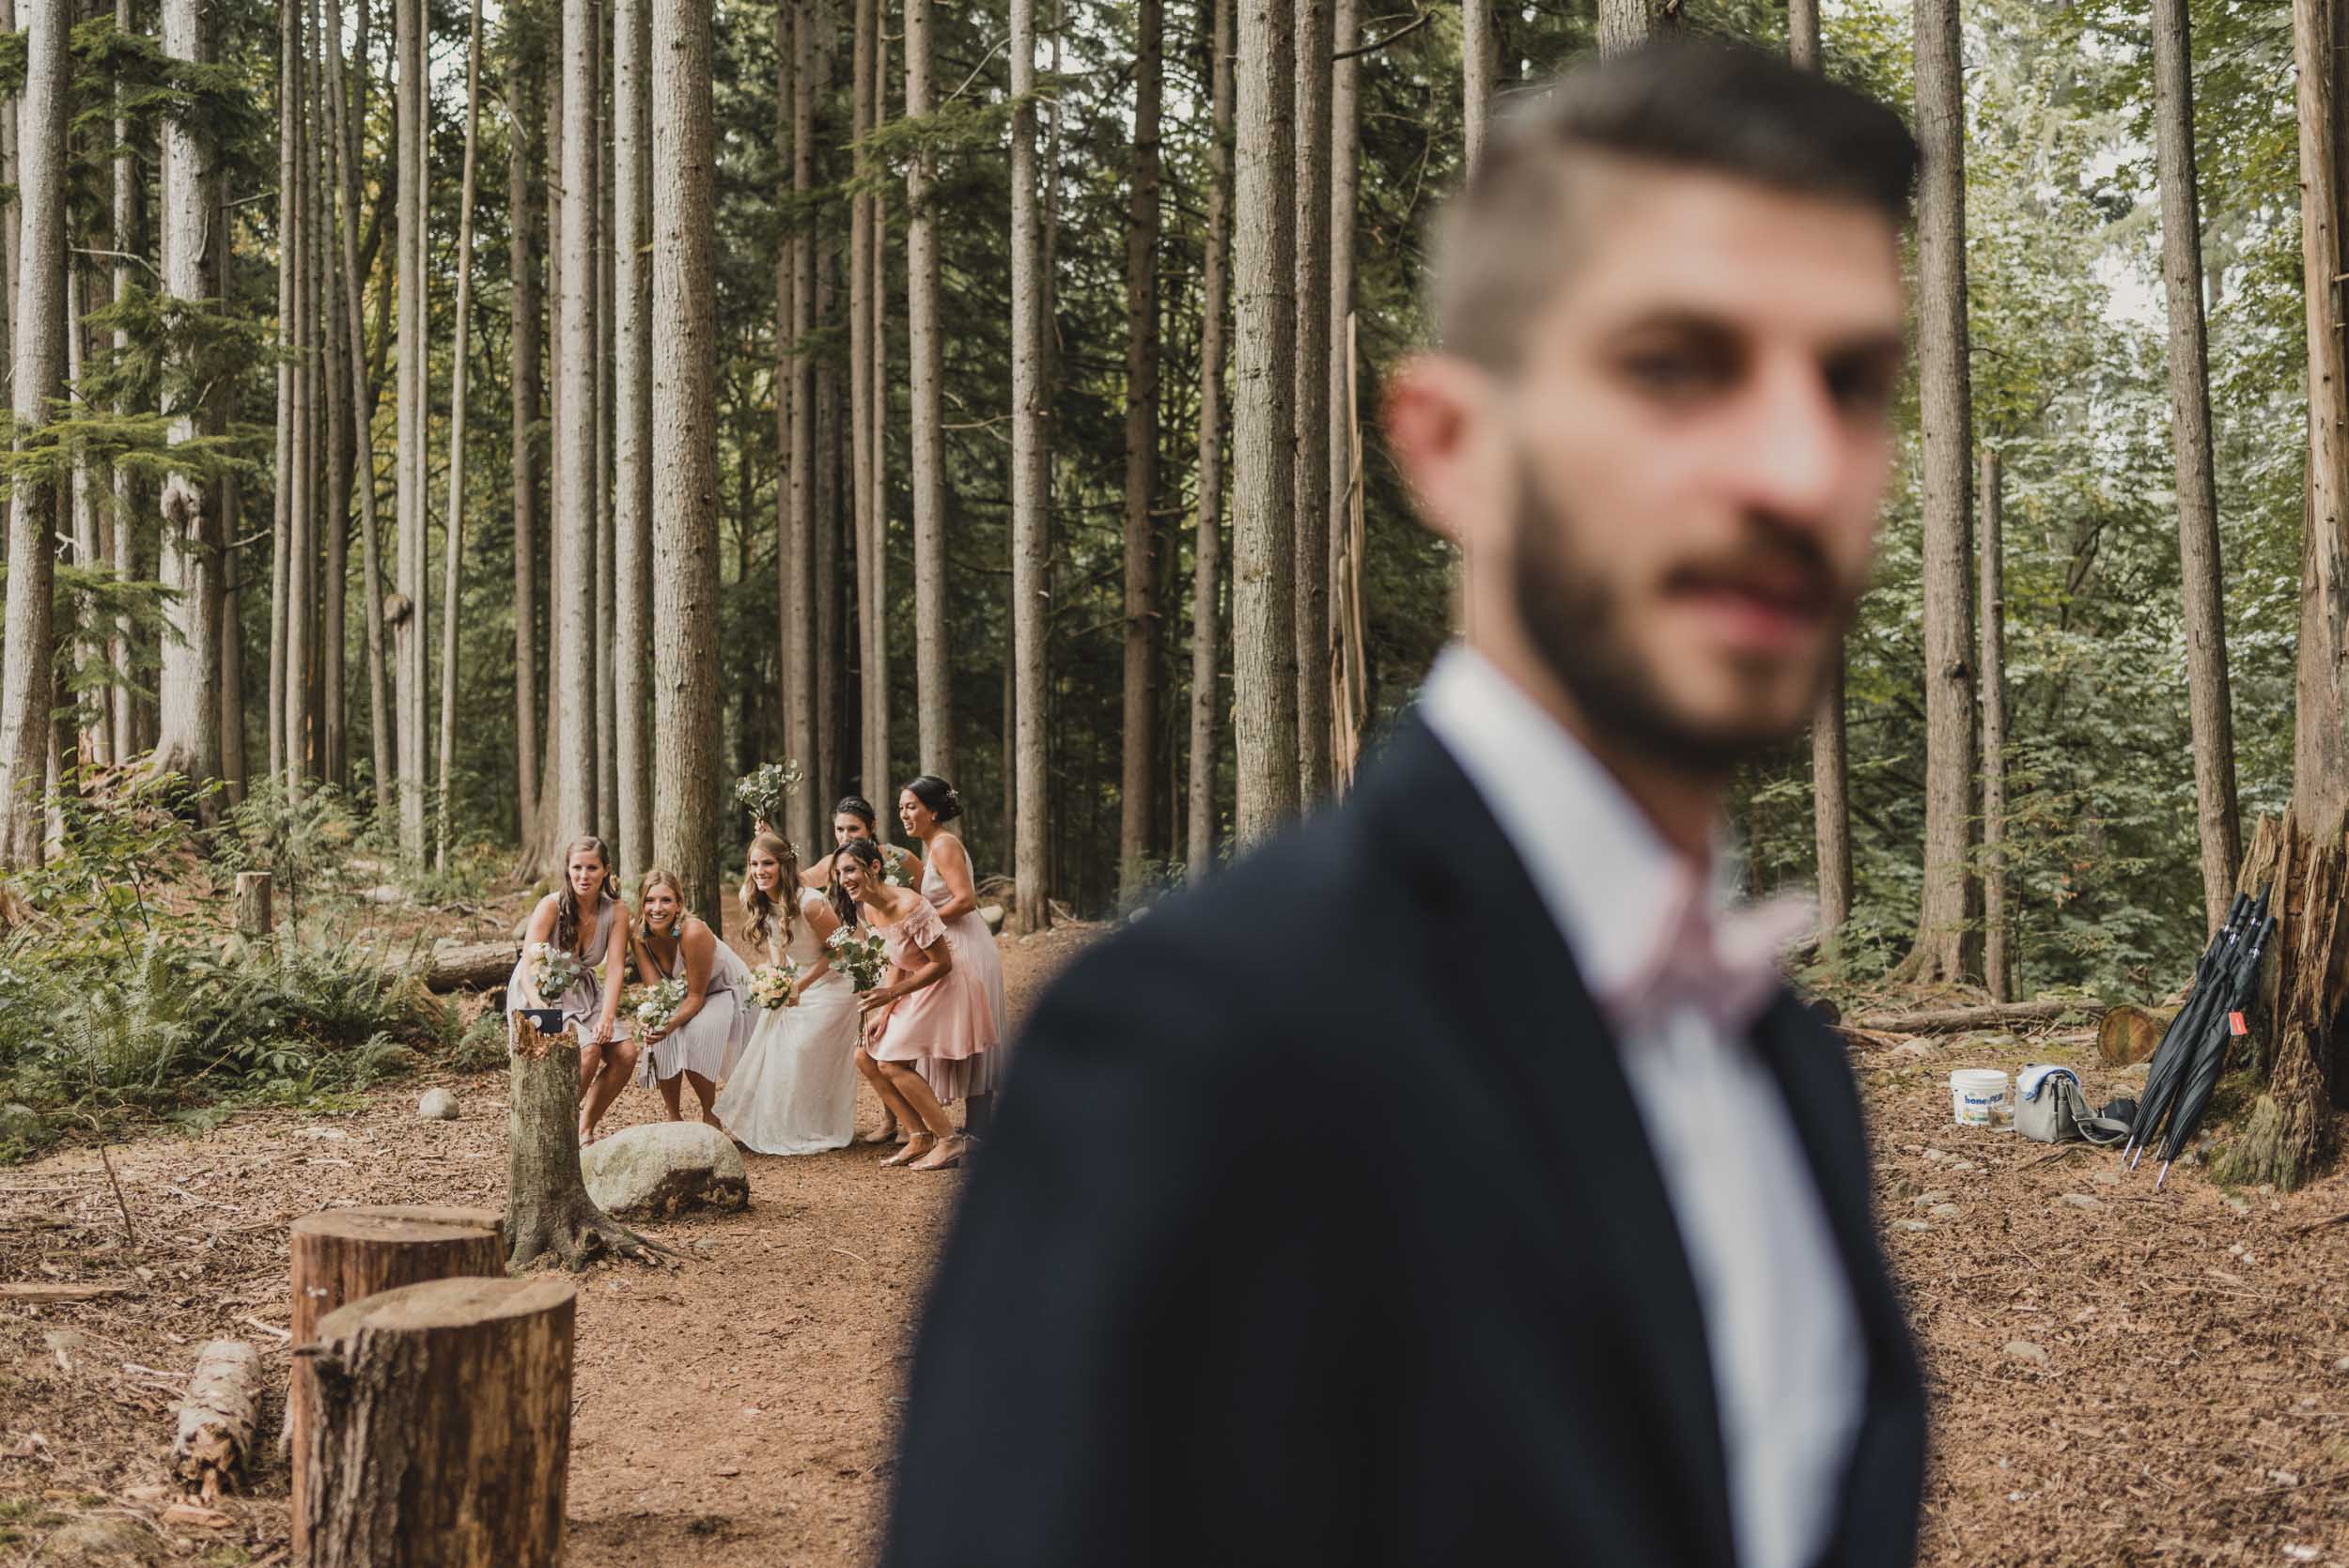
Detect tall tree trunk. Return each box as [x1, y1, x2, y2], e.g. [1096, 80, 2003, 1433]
[533, 37, 566, 865]
[594, 0, 616, 848]
[1011, 0, 1050, 932]
[651, 0, 721, 922]
[1787, 0, 1847, 940]
[109, 0, 139, 766]
[1891, 0, 1978, 986]
[219, 482, 245, 802]
[510, 37, 542, 846]
[271, 0, 298, 790]
[0, 0, 16, 427]
[907, 0, 950, 783]
[865, 14, 890, 819]
[1979, 446, 2011, 1001]
[555, 0, 599, 850]
[785, 1, 817, 857]
[1232, 0, 1299, 843]
[437, 0, 484, 871]
[156, 0, 223, 792]
[319, 0, 349, 791]
[1120, 0, 1163, 891]
[327, 0, 392, 812]
[288, 5, 317, 797]
[2152, 0, 2242, 936]
[1293, 0, 1331, 802]
[67, 265, 102, 768]
[1597, 0, 1679, 54]
[394, 0, 428, 859]
[1462, 0, 1493, 173]
[614, 0, 651, 885]
[1329, 0, 1357, 628]
[1187, 0, 1232, 880]
[771, 0, 793, 802]
[850, 0, 876, 800]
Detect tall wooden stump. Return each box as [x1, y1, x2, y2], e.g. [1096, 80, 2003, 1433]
[235, 870, 273, 936]
[289, 1206, 504, 1557]
[2220, 812, 2345, 1189]
[298, 1276, 577, 1568]
[506, 1011, 663, 1269]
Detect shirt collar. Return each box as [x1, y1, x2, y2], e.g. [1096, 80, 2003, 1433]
[1416, 644, 1735, 1000]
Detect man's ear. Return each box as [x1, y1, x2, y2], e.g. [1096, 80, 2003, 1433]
[1382, 352, 1502, 551]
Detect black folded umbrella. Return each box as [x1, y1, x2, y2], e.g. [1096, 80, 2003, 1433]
[2155, 911, 2276, 1190]
[2126, 893, 2253, 1167]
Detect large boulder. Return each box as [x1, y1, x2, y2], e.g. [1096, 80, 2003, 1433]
[582, 1122, 749, 1219]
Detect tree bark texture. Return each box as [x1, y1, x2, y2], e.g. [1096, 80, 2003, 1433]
[864, 13, 891, 820]
[1462, 0, 1494, 174]
[909, 0, 951, 785]
[2294, 0, 2349, 830]
[2153, 0, 2243, 936]
[297, 1277, 574, 1568]
[271, 0, 298, 790]
[1788, 0, 1820, 69]
[1597, 0, 1679, 54]
[1232, 0, 1299, 844]
[288, 0, 318, 798]
[614, 0, 653, 886]
[1120, 0, 1163, 890]
[173, 1340, 261, 1505]
[1979, 447, 2012, 1002]
[1292, 0, 1332, 804]
[1012, 0, 1050, 931]
[556, 0, 599, 850]
[509, 42, 543, 846]
[652, 0, 723, 923]
[394, 0, 428, 860]
[786, 1, 817, 856]
[318, 4, 349, 789]
[506, 1013, 664, 1268]
[1892, 0, 1978, 986]
[850, 0, 877, 806]
[438, 0, 485, 871]
[109, 0, 139, 767]
[1188, 0, 1233, 880]
[594, 4, 617, 849]
[235, 870, 273, 935]
[2219, 815, 2342, 1190]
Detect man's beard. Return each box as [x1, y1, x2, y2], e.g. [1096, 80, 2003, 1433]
[1507, 464, 1844, 777]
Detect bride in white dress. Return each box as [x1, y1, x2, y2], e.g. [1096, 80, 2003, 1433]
[717, 832, 861, 1155]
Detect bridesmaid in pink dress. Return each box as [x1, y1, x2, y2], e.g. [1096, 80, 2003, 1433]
[896, 776, 1009, 1131]
[832, 839, 988, 1171]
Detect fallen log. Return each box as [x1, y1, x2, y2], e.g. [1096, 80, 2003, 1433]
[173, 1339, 263, 1505]
[299, 1276, 576, 1568]
[0, 1281, 132, 1302]
[421, 940, 518, 993]
[1848, 998, 2104, 1035]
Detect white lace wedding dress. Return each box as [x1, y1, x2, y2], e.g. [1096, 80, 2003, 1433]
[715, 891, 860, 1155]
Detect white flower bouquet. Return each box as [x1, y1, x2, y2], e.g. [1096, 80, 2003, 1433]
[748, 959, 801, 1010]
[527, 942, 585, 1004]
[624, 975, 689, 1035]
[733, 760, 805, 831]
[825, 925, 890, 993]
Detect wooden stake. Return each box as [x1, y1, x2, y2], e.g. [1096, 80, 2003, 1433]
[235, 870, 272, 936]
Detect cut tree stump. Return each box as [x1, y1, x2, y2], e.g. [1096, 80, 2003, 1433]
[2215, 812, 2340, 1190]
[2097, 1004, 2178, 1066]
[234, 871, 272, 937]
[173, 1339, 262, 1504]
[422, 939, 521, 992]
[289, 1206, 505, 1557]
[1849, 998, 2103, 1035]
[506, 1011, 670, 1270]
[298, 1276, 576, 1568]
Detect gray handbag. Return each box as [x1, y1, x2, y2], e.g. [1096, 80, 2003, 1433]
[2015, 1067, 2128, 1146]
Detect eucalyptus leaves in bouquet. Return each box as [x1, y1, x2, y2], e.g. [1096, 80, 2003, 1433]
[734, 761, 805, 832]
[526, 942, 586, 1004]
[624, 975, 689, 1035]
[826, 926, 890, 993]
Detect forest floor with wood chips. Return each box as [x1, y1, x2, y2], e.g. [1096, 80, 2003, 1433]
[5, 908, 2349, 1565]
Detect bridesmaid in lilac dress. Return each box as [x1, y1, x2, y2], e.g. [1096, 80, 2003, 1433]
[896, 776, 1009, 1128]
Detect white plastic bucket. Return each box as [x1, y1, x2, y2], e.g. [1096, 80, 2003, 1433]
[1950, 1068, 2011, 1130]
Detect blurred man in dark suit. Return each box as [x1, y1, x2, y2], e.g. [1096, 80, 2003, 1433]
[886, 40, 1926, 1568]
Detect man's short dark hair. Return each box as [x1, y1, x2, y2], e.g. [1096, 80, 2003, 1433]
[1436, 40, 1921, 370]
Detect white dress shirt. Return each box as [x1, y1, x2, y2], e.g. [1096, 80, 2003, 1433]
[1420, 645, 1865, 1568]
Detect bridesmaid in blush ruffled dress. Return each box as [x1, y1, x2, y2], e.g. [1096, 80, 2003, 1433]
[896, 777, 1008, 1125]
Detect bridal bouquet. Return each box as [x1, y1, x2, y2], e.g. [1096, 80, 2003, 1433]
[826, 926, 890, 993]
[624, 976, 689, 1035]
[747, 959, 801, 1011]
[733, 760, 805, 831]
[526, 942, 585, 1004]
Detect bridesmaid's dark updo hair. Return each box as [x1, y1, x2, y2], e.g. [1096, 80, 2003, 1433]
[902, 775, 962, 823]
[833, 795, 879, 832]
[828, 838, 887, 930]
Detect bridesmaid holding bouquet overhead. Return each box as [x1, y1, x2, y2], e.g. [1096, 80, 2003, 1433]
[898, 776, 1009, 1125]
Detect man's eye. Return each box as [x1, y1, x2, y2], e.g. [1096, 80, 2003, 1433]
[1826, 357, 1898, 413]
[1624, 349, 1727, 397]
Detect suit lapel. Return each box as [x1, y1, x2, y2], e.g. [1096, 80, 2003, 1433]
[1363, 719, 1736, 1567]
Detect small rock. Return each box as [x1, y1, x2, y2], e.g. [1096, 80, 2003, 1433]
[1950, 1161, 1980, 1174]
[582, 1122, 751, 1219]
[2092, 1171, 2122, 1186]
[417, 1087, 459, 1121]
[366, 883, 409, 905]
[41, 1328, 84, 1374]
[2223, 1195, 2251, 1215]
[2004, 1339, 2049, 1365]
[2060, 1193, 2103, 1211]
[1909, 1189, 1952, 1208]
[2333, 1356, 2349, 1374]
[2269, 1469, 2303, 1488]
[0, 1101, 42, 1140]
[1922, 1148, 1948, 1162]
[1893, 1041, 1935, 1060]
[1930, 1203, 1962, 1219]
[693, 1240, 719, 1257]
[159, 1503, 233, 1529]
[37, 1515, 157, 1560]
[1894, 1219, 1934, 1233]
[1888, 1176, 1919, 1202]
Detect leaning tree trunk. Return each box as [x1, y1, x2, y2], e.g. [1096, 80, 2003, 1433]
[908, 0, 951, 786]
[1232, 0, 1299, 844]
[506, 1014, 665, 1268]
[1011, 0, 1051, 933]
[1119, 0, 1163, 894]
[437, 0, 483, 872]
[651, 0, 722, 923]
[1891, 0, 1979, 986]
[614, 0, 651, 886]
[298, 1276, 575, 1568]
[1187, 0, 1233, 882]
[2154, 0, 2242, 936]
[1980, 447, 2011, 1001]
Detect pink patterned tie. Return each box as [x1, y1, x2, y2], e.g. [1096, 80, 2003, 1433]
[1601, 869, 1814, 1038]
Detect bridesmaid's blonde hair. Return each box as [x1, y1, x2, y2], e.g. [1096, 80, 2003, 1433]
[739, 832, 801, 951]
[637, 868, 688, 938]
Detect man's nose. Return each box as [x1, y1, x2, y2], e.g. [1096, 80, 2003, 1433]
[1730, 357, 1847, 525]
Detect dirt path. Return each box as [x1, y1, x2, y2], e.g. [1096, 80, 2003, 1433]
[7, 935, 2349, 1564]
